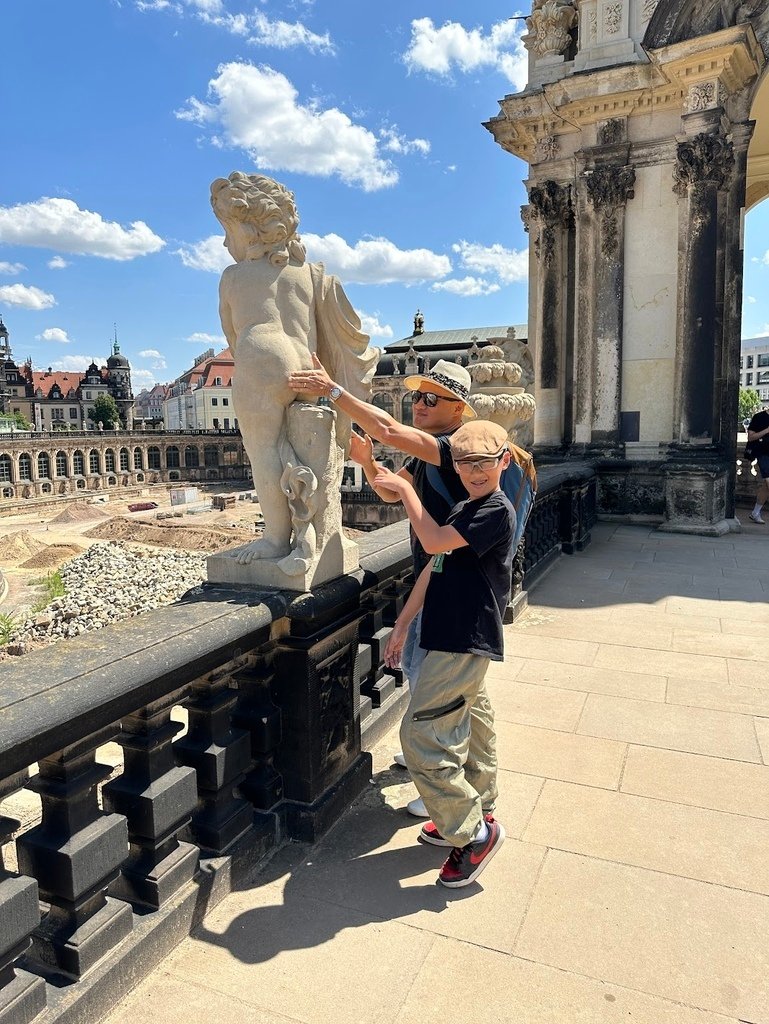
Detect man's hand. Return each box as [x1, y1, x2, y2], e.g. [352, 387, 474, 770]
[288, 353, 335, 397]
[349, 431, 375, 466]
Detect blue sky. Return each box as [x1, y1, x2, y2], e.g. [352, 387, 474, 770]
[2, 1, 768, 396]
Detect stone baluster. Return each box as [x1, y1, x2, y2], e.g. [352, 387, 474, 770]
[584, 162, 636, 443]
[672, 128, 734, 442]
[173, 670, 253, 856]
[357, 582, 397, 707]
[231, 658, 284, 814]
[0, 772, 46, 1024]
[16, 729, 132, 978]
[101, 695, 199, 909]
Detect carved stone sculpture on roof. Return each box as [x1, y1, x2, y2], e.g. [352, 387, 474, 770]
[207, 171, 379, 590]
[523, 0, 577, 58]
[467, 333, 537, 450]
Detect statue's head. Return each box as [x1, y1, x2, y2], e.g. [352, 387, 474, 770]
[210, 171, 306, 266]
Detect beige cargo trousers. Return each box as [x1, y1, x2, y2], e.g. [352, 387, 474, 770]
[400, 649, 498, 847]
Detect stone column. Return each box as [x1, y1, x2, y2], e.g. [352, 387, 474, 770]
[584, 162, 635, 443]
[672, 128, 734, 442]
[526, 180, 574, 446]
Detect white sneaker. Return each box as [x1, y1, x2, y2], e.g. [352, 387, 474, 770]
[393, 751, 407, 768]
[749, 510, 765, 524]
[407, 796, 430, 818]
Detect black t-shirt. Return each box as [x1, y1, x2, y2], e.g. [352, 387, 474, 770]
[404, 433, 467, 578]
[419, 489, 516, 662]
[748, 410, 769, 456]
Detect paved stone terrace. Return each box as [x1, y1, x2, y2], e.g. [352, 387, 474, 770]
[106, 521, 769, 1024]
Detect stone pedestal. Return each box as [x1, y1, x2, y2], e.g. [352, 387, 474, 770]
[660, 464, 732, 536]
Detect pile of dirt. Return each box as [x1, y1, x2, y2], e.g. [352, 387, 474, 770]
[85, 517, 256, 553]
[50, 502, 107, 524]
[22, 543, 84, 570]
[0, 531, 47, 565]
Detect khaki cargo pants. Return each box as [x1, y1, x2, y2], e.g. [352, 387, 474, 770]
[400, 649, 497, 848]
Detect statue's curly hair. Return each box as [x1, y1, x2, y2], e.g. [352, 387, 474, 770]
[210, 172, 306, 266]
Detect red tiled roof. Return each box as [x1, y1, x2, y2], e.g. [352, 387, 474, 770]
[30, 372, 84, 397]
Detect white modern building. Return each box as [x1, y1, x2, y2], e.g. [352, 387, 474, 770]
[740, 337, 769, 401]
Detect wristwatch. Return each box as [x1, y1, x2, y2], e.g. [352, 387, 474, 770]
[328, 385, 343, 402]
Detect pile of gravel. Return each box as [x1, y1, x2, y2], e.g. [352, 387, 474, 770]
[8, 541, 207, 654]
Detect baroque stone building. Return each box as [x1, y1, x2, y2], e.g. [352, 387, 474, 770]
[0, 318, 135, 430]
[485, 0, 769, 532]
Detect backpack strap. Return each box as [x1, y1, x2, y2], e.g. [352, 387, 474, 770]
[425, 462, 455, 507]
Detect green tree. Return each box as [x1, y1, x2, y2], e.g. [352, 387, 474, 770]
[11, 411, 32, 430]
[88, 394, 121, 429]
[739, 387, 761, 425]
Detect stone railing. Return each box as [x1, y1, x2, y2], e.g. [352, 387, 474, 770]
[0, 464, 596, 1024]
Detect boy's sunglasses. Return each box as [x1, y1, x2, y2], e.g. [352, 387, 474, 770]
[411, 390, 456, 407]
[454, 455, 504, 472]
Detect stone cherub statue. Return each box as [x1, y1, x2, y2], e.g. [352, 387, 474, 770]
[206, 171, 378, 589]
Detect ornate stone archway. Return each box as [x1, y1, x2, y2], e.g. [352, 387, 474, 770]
[486, 0, 768, 531]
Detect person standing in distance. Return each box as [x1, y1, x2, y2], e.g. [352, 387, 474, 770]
[747, 404, 769, 524]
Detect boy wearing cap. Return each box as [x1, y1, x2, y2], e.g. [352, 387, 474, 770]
[373, 420, 515, 888]
[289, 353, 474, 814]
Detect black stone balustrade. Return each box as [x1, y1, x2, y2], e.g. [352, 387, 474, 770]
[102, 694, 199, 909]
[0, 478, 595, 1024]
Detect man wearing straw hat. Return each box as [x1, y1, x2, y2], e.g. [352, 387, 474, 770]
[289, 354, 499, 821]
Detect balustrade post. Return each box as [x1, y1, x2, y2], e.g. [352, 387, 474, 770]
[173, 670, 253, 855]
[358, 583, 397, 707]
[232, 658, 283, 812]
[16, 729, 132, 978]
[0, 772, 46, 1024]
[102, 695, 199, 910]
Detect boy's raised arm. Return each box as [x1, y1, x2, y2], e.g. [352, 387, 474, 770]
[372, 465, 467, 555]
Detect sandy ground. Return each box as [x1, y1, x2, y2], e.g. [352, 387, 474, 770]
[0, 484, 264, 617]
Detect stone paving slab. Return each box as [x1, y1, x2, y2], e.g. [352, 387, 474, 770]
[103, 522, 769, 1024]
[514, 850, 769, 1022]
[620, 746, 769, 818]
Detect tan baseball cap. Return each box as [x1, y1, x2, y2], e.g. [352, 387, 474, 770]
[450, 420, 509, 459]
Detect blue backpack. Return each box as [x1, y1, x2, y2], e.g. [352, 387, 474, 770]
[426, 443, 537, 551]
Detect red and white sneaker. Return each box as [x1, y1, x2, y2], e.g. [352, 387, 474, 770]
[419, 813, 496, 848]
[438, 819, 506, 888]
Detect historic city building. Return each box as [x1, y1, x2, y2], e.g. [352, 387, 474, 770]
[485, 0, 769, 532]
[0, 318, 135, 430]
[162, 347, 236, 431]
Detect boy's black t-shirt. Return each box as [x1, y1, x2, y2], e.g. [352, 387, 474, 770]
[748, 410, 769, 456]
[404, 433, 467, 578]
[419, 489, 516, 662]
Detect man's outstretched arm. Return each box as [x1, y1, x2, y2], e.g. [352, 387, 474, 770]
[289, 354, 442, 465]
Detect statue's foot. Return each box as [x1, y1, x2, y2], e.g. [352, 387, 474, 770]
[233, 537, 291, 565]
[277, 551, 311, 576]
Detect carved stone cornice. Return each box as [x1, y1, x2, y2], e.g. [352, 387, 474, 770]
[523, 0, 577, 58]
[672, 131, 735, 195]
[527, 180, 573, 266]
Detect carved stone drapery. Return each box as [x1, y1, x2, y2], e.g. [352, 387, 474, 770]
[585, 164, 636, 259]
[528, 180, 573, 267]
[523, 0, 577, 58]
[672, 131, 734, 197]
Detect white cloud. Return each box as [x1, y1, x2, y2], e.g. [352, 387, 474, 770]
[404, 17, 528, 91]
[453, 240, 528, 284]
[246, 12, 334, 53]
[0, 284, 56, 309]
[36, 327, 71, 344]
[0, 198, 165, 260]
[763, 252, 769, 265]
[379, 126, 430, 156]
[357, 311, 394, 339]
[139, 348, 163, 358]
[0, 261, 26, 275]
[431, 276, 501, 297]
[130, 368, 161, 388]
[303, 232, 451, 283]
[48, 256, 70, 269]
[51, 355, 98, 372]
[186, 331, 226, 345]
[176, 235, 233, 273]
[177, 62, 399, 191]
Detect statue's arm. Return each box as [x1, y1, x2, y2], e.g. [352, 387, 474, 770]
[218, 275, 237, 354]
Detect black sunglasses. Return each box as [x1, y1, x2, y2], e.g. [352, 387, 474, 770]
[411, 390, 457, 407]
